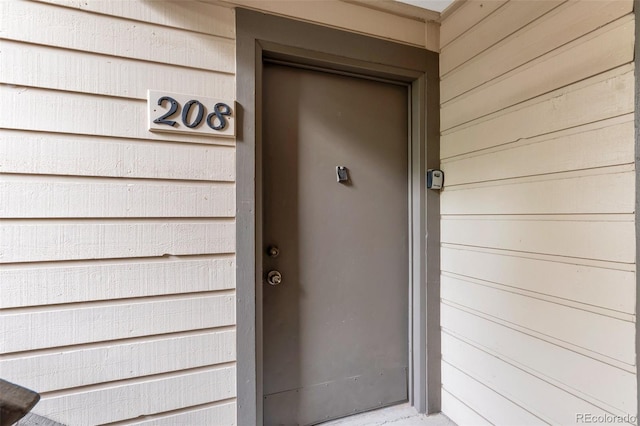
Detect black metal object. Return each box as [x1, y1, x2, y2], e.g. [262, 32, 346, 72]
[0, 379, 40, 426]
[153, 96, 232, 131]
[182, 100, 205, 128]
[207, 103, 232, 130]
[153, 96, 179, 127]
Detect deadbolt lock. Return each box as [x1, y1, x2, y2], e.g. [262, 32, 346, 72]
[267, 270, 282, 286]
[267, 245, 280, 258]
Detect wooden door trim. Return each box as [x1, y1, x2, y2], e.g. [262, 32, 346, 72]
[236, 10, 440, 425]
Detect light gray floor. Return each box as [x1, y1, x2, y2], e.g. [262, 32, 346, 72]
[321, 403, 456, 426]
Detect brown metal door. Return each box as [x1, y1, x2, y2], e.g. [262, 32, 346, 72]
[262, 62, 409, 425]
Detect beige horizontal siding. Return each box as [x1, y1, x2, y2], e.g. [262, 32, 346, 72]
[0, 130, 236, 181]
[0, 221, 235, 263]
[442, 275, 635, 364]
[2, 293, 235, 353]
[0, 0, 235, 72]
[441, 115, 634, 186]
[441, 246, 634, 315]
[442, 361, 545, 425]
[441, 0, 633, 102]
[442, 216, 634, 263]
[441, 389, 492, 425]
[442, 13, 635, 130]
[442, 333, 621, 424]
[34, 365, 236, 425]
[126, 400, 236, 425]
[439, 0, 637, 424]
[0, 329, 236, 392]
[0, 177, 235, 218]
[441, 166, 635, 215]
[0, 0, 239, 423]
[442, 64, 634, 159]
[442, 305, 636, 413]
[440, 0, 563, 75]
[439, 0, 507, 49]
[0, 40, 236, 100]
[33, 0, 237, 38]
[0, 256, 235, 308]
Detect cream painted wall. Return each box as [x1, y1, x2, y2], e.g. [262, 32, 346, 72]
[439, 1, 637, 424]
[0, 1, 435, 424]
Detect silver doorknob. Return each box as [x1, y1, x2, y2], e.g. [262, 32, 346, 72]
[267, 270, 282, 286]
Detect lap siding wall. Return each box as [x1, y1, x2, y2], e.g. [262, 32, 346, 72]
[0, 1, 238, 424]
[439, 1, 637, 424]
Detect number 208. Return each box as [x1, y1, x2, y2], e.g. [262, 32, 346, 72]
[153, 96, 232, 130]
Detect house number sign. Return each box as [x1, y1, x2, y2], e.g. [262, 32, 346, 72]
[147, 90, 235, 137]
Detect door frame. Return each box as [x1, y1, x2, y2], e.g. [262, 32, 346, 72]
[236, 9, 440, 425]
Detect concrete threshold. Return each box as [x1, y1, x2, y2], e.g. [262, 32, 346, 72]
[320, 403, 457, 426]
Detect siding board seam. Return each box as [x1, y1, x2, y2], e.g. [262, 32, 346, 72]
[442, 63, 634, 132]
[0, 326, 237, 360]
[441, 113, 634, 160]
[442, 275, 635, 361]
[440, 233, 635, 266]
[0, 290, 236, 314]
[441, 213, 634, 221]
[441, 300, 636, 373]
[102, 397, 237, 426]
[441, 388, 494, 426]
[441, 114, 634, 163]
[0, 38, 237, 76]
[442, 163, 635, 189]
[32, 365, 236, 424]
[441, 359, 553, 424]
[439, 243, 634, 265]
[0, 217, 236, 224]
[29, 0, 237, 40]
[0, 81, 140, 102]
[0, 43, 237, 98]
[442, 75, 633, 143]
[0, 253, 235, 269]
[441, 243, 636, 272]
[2, 2, 236, 73]
[441, 12, 634, 113]
[440, 0, 632, 85]
[441, 15, 633, 129]
[0, 173, 236, 186]
[439, 0, 509, 50]
[441, 63, 634, 138]
[37, 363, 237, 399]
[442, 331, 632, 418]
[441, 271, 635, 320]
[440, 0, 567, 77]
[0, 128, 236, 149]
[441, 8, 632, 102]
